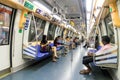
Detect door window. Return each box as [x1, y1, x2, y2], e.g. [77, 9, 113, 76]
[0, 4, 12, 45]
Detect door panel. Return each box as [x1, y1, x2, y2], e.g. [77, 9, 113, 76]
[0, 46, 10, 71]
[0, 4, 13, 71]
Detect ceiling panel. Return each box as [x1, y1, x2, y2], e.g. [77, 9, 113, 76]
[37, 0, 86, 32]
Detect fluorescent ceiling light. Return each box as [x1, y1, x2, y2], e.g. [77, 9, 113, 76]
[86, 0, 93, 12]
[33, 1, 52, 14]
[87, 21, 89, 24]
[87, 13, 90, 20]
[92, 18, 95, 23]
[63, 21, 66, 24]
[86, 0, 93, 27]
[94, 9, 100, 17]
[87, 24, 89, 27]
[94, 0, 105, 17]
[96, 0, 105, 7]
[90, 22, 94, 28]
[67, 25, 72, 28]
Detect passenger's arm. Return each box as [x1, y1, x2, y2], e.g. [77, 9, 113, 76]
[41, 43, 49, 47]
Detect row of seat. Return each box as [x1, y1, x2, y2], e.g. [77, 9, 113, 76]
[88, 45, 118, 68]
[93, 46, 118, 68]
[23, 43, 62, 60]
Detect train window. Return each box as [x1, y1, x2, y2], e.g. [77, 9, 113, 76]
[104, 14, 115, 43]
[36, 19, 46, 41]
[28, 17, 45, 42]
[55, 26, 60, 37]
[28, 18, 35, 42]
[47, 24, 56, 40]
[59, 28, 63, 36]
[99, 23, 104, 36]
[0, 4, 12, 45]
[57, 27, 60, 33]
[61, 29, 65, 38]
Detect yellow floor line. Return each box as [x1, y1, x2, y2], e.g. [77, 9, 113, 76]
[0, 73, 10, 79]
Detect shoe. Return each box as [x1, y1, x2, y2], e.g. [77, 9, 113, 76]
[55, 56, 59, 59]
[79, 69, 91, 74]
[65, 53, 67, 54]
[62, 53, 67, 57]
[52, 59, 56, 62]
[52, 58, 57, 62]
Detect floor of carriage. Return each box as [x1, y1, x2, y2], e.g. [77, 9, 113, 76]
[0, 46, 113, 80]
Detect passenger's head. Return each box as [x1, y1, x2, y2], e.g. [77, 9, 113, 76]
[66, 36, 69, 39]
[41, 35, 47, 44]
[102, 36, 110, 45]
[42, 35, 47, 40]
[54, 36, 59, 43]
[57, 36, 61, 39]
[66, 36, 69, 40]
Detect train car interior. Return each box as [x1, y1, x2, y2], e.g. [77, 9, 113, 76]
[0, 0, 120, 80]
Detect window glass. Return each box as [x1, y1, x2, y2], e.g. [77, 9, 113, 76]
[28, 17, 46, 42]
[104, 14, 115, 43]
[36, 19, 46, 41]
[59, 28, 63, 36]
[0, 4, 12, 45]
[99, 23, 104, 36]
[47, 23, 56, 40]
[56, 26, 59, 33]
[55, 26, 60, 37]
[61, 29, 65, 38]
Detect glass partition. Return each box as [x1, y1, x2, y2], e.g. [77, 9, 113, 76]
[104, 14, 115, 43]
[28, 17, 46, 42]
[47, 23, 56, 40]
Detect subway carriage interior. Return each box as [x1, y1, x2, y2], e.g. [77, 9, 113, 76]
[0, 0, 120, 80]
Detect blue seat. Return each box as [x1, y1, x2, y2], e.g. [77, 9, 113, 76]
[35, 45, 51, 60]
[49, 43, 54, 47]
[49, 43, 62, 51]
[56, 47, 61, 51]
[23, 45, 51, 60]
[97, 46, 102, 50]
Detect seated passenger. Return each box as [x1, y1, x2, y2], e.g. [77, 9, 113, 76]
[54, 36, 64, 48]
[69, 37, 74, 49]
[83, 39, 89, 48]
[40, 35, 58, 62]
[64, 36, 70, 53]
[73, 37, 79, 47]
[54, 36, 67, 55]
[64, 36, 70, 46]
[80, 36, 112, 74]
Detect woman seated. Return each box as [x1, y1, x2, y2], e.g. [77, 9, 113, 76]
[54, 36, 64, 49]
[40, 35, 58, 62]
[64, 36, 70, 53]
[54, 36, 67, 55]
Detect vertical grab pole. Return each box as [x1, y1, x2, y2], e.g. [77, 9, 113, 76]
[70, 49, 73, 75]
[31, 13, 38, 55]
